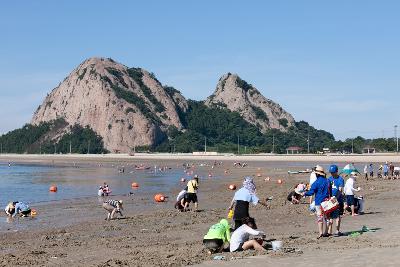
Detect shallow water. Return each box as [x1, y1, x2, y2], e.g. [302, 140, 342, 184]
[0, 162, 196, 206]
[0, 161, 365, 206]
[0, 160, 365, 232]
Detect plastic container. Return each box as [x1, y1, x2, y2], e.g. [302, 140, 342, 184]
[227, 209, 234, 219]
[271, 240, 283, 251]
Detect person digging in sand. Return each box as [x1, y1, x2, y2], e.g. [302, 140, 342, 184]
[5, 201, 31, 217]
[203, 219, 231, 254]
[229, 217, 265, 252]
[102, 199, 123, 220]
[304, 165, 330, 239]
[228, 176, 269, 230]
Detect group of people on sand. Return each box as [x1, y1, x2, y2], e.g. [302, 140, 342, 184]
[363, 162, 400, 180]
[297, 165, 364, 238]
[203, 176, 269, 254]
[175, 175, 199, 212]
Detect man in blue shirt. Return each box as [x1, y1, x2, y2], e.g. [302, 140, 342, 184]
[327, 165, 345, 237]
[304, 165, 330, 239]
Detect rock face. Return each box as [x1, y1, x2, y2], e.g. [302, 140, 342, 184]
[32, 59, 296, 153]
[205, 73, 294, 132]
[31, 57, 187, 153]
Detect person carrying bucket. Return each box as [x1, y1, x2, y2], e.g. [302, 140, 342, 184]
[304, 165, 330, 239]
[228, 176, 269, 230]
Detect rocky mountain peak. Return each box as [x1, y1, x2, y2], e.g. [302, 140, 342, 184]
[205, 73, 294, 132]
[31, 57, 188, 153]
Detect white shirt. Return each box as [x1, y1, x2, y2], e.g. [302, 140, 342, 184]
[230, 224, 263, 252]
[363, 165, 368, 174]
[176, 190, 186, 201]
[344, 177, 359, 195]
[309, 172, 317, 186]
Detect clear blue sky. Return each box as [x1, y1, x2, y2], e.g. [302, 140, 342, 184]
[1, 1, 399, 140]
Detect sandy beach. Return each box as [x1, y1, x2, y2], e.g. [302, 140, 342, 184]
[0, 155, 399, 267]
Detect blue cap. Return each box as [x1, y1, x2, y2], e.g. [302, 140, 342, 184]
[329, 165, 338, 173]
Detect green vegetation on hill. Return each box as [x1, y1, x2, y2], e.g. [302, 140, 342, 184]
[0, 119, 107, 154]
[154, 101, 335, 153]
[127, 68, 166, 113]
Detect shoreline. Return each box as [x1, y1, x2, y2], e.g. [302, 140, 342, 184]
[1, 152, 400, 164]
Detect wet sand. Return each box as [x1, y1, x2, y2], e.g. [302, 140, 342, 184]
[0, 157, 399, 267]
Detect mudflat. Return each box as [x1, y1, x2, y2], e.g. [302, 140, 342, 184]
[0, 156, 399, 267]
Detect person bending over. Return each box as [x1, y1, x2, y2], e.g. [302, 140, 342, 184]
[229, 217, 265, 252]
[102, 199, 123, 220]
[203, 219, 231, 254]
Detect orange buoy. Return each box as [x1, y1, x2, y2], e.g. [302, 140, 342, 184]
[180, 178, 186, 183]
[277, 179, 283, 184]
[154, 194, 166, 202]
[228, 184, 237, 190]
[131, 182, 139, 188]
[49, 186, 58, 192]
[257, 173, 262, 177]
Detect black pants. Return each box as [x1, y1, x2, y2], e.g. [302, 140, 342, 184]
[203, 239, 223, 251]
[234, 220, 243, 230]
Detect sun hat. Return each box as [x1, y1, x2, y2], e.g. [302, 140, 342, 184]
[295, 184, 306, 194]
[314, 165, 326, 177]
[350, 171, 358, 177]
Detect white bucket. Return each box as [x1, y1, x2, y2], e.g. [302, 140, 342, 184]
[271, 240, 283, 251]
[358, 198, 365, 213]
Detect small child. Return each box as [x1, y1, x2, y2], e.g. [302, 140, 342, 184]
[102, 199, 123, 220]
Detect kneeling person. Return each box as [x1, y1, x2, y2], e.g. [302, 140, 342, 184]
[230, 217, 265, 252]
[203, 219, 231, 254]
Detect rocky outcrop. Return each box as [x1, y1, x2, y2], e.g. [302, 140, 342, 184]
[32, 58, 296, 153]
[31, 57, 187, 153]
[205, 73, 294, 132]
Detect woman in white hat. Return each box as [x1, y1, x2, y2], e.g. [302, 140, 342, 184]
[304, 165, 331, 238]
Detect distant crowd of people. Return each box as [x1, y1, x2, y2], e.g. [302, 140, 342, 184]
[363, 162, 400, 180]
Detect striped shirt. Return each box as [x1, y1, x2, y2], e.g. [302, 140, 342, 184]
[104, 199, 120, 208]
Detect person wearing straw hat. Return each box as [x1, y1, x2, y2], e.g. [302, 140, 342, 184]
[102, 199, 123, 220]
[304, 165, 330, 239]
